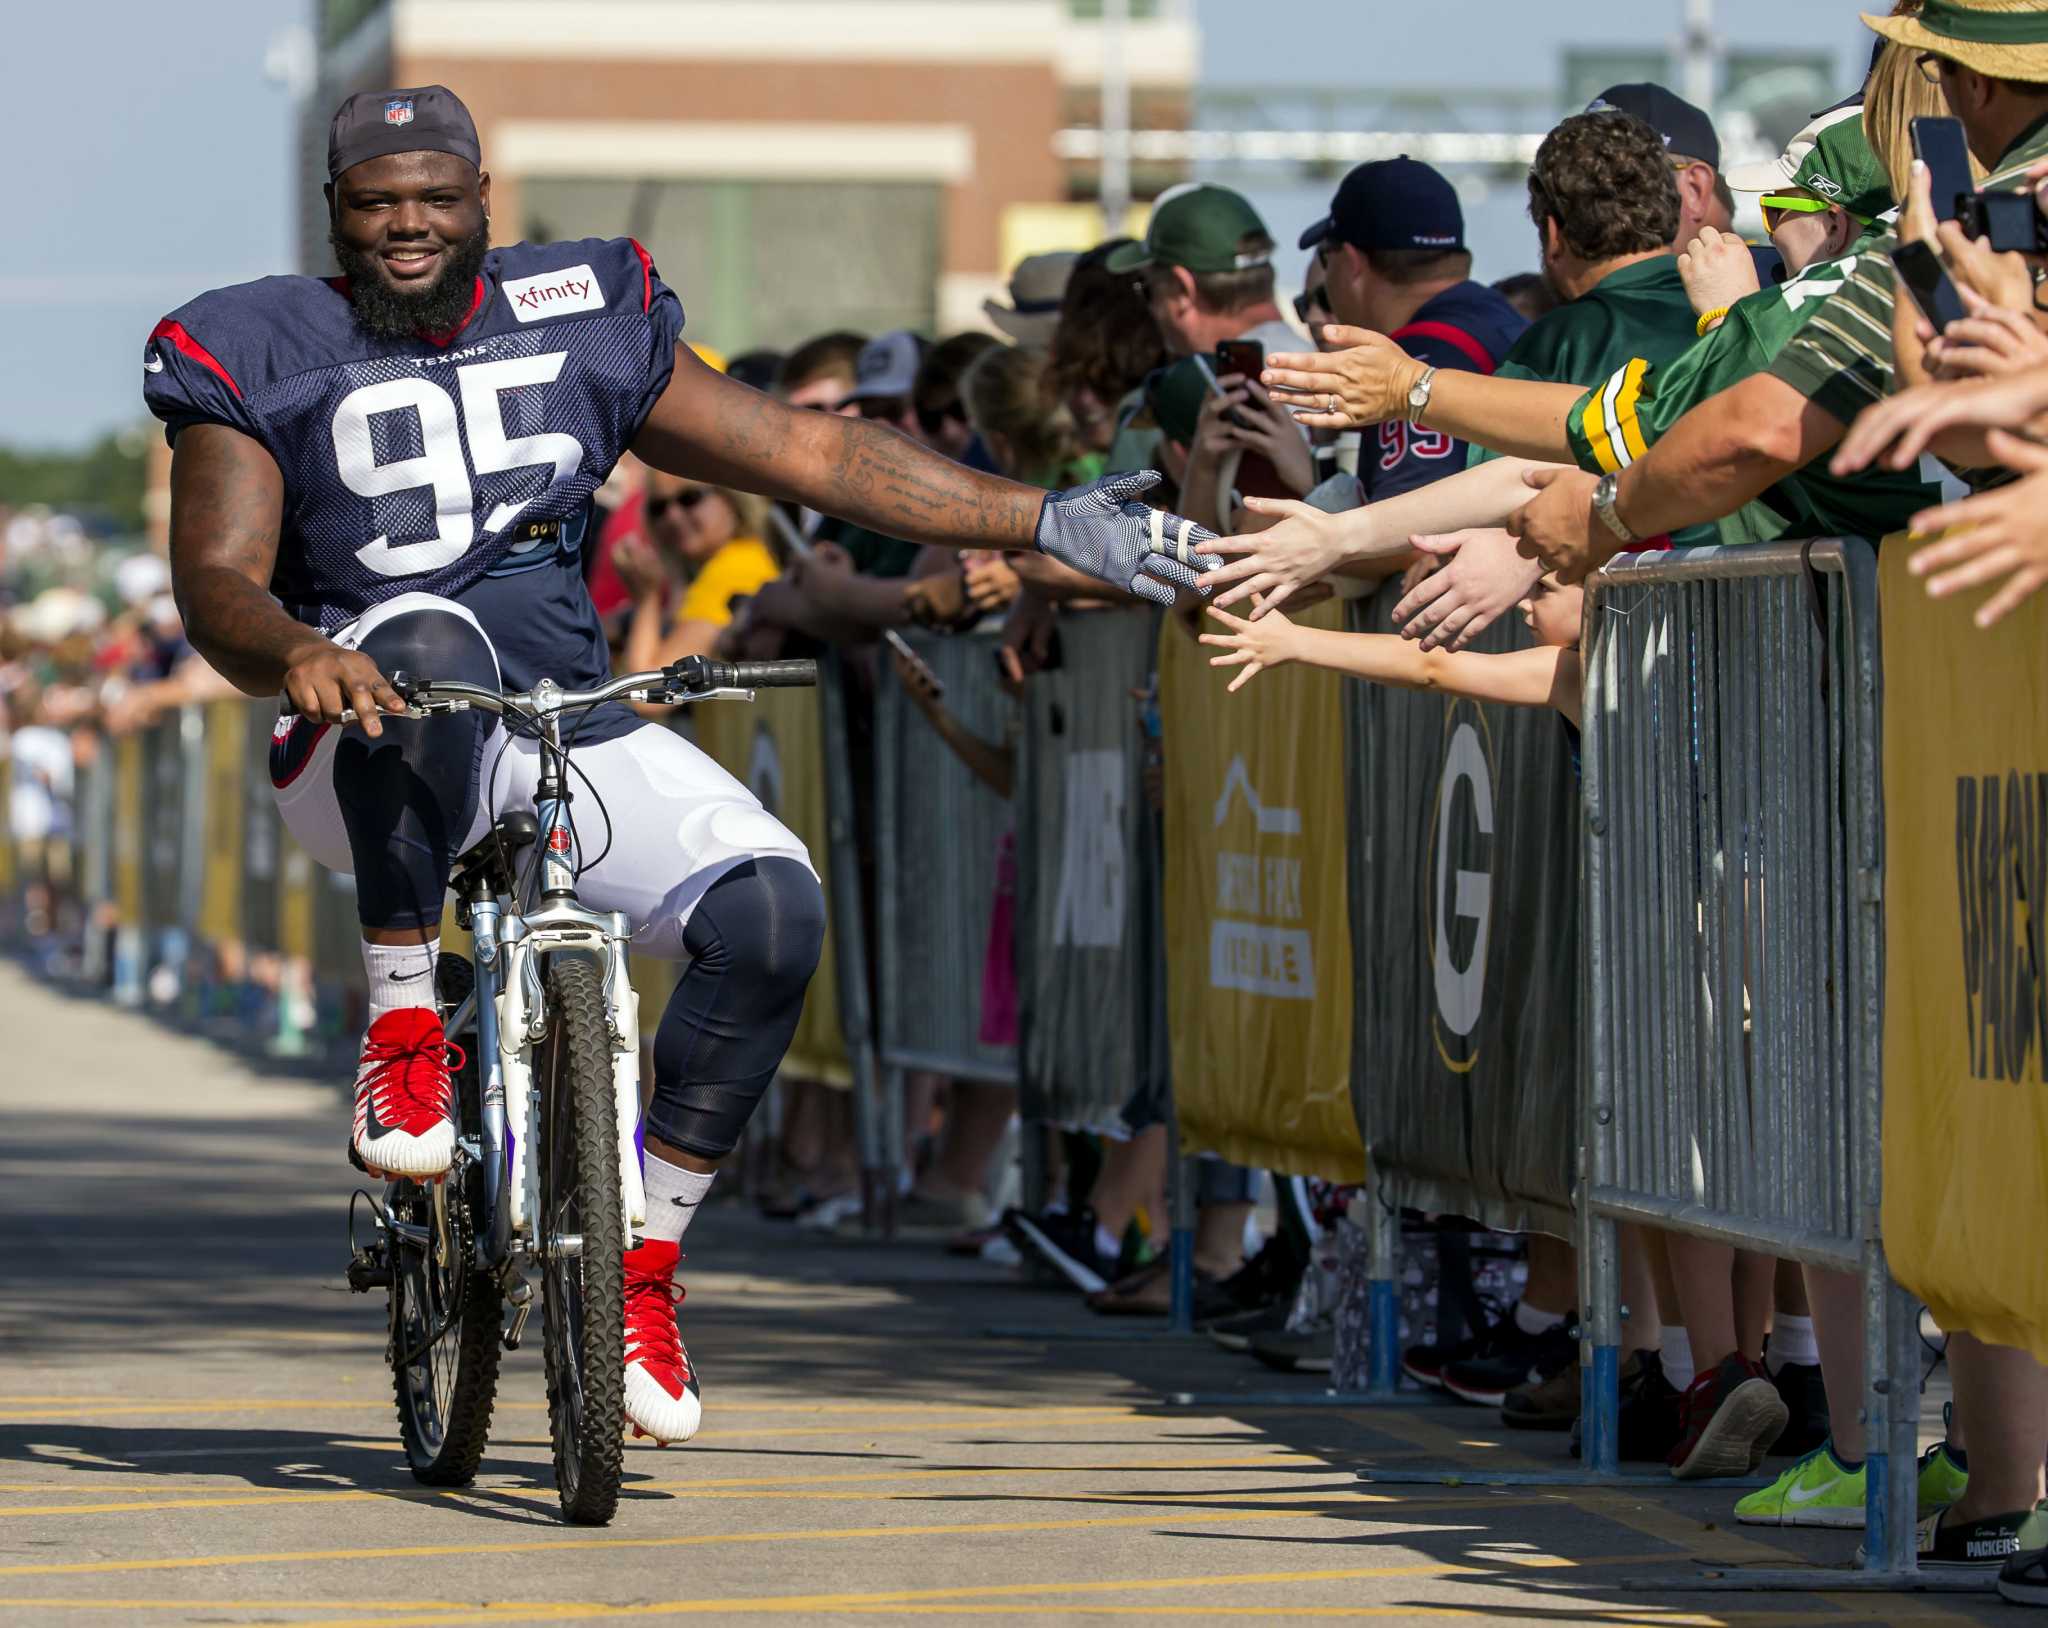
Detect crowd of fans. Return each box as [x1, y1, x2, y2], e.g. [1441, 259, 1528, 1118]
[8, 0, 2048, 1600]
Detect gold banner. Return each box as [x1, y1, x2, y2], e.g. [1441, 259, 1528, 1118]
[1157, 602, 1363, 1179]
[1881, 541, 2048, 1362]
[197, 701, 247, 945]
[113, 733, 144, 928]
[688, 700, 851, 1087]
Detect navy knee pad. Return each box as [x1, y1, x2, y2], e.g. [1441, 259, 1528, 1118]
[335, 607, 500, 930]
[646, 857, 826, 1161]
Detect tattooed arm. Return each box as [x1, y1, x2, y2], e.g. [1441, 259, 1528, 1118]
[633, 344, 1046, 551]
[168, 424, 405, 734]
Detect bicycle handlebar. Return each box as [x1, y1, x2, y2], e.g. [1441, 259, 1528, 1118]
[279, 655, 818, 723]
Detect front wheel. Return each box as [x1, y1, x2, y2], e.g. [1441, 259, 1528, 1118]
[538, 953, 626, 1525]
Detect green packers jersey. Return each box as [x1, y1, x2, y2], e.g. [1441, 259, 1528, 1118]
[1769, 109, 2048, 493]
[1566, 236, 1936, 541]
[1472, 253, 1716, 543]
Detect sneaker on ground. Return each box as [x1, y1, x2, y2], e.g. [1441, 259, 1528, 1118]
[2000, 1543, 2048, 1607]
[1569, 1348, 1684, 1463]
[1918, 1438, 1970, 1516]
[352, 1008, 457, 1177]
[1402, 1326, 1489, 1391]
[622, 1238, 701, 1444]
[1004, 1206, 1111, 1294]
[1767, 1360, 1830, 1458]
[1204, 1300, 1292, 1353]
[1668, 1353, 1788, 1480]
[1501, 1357, 1580, 1430]
[1735, 1442, 1866, 1528]
[1858, 1505, 2048, 1571]
[1249, 1319, 1333, 1375]
[1213, 1232, 1305, 1312]
[1443, 1311, 1576, 1408]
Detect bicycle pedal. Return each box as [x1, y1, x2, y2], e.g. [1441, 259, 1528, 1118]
[345, 1246, 392, 1293]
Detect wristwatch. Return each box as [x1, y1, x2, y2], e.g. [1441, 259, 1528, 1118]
[1405, 364, 1437, 425]
[1591, 471, 1639, 545]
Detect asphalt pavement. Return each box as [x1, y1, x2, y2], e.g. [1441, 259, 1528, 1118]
[0, 957, 2014, 1626]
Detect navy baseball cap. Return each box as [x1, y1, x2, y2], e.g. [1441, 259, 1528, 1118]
[1585, 83, 1720, 169]
[327, 85, 481, 182]
[1298, 157, 1464, 254]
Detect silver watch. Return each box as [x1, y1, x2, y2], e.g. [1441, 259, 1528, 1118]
[1405, 364, 1436, 425]
[1592, 471, 1638, 545]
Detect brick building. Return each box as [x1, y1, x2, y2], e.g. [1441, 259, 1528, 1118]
[306, 0, 1196, 355]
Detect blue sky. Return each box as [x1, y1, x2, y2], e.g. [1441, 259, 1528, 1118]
[5, 0, 1870, 450]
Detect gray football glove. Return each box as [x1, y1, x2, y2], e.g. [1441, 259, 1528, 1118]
[1034, 470, 1221, 608]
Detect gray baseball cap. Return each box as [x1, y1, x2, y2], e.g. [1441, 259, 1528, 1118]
[327, 85, 481, 182]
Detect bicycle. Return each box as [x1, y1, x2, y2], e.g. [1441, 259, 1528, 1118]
[339, 652, 817, 1524]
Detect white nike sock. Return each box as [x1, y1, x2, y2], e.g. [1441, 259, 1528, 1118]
[1094, 1223, 1122, 1262]
[1659, 1326, 1695, 1391]
[1514, 1299, 1566, 1337]
[1768, 1313, 1819, 1371]
[364, 938, 437, 1026]
[643, 1153, 716, 1247]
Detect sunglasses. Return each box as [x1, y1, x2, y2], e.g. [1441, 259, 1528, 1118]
[857, 394, 911, 422]
[916, 399, 968, 438]
[1759, 194, 1830, 234]
[1293, 288, 1331, 324]
[1917, 51, 1952, 85]
[646, 488, 712, 519]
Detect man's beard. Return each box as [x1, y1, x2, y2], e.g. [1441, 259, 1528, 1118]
[330, 221, 491, 340]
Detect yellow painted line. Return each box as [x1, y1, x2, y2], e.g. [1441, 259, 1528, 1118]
[0, 1504, 1358, 1579]
[0, 1455, 1331, 1518]
[0, 1400, 1147, 1426]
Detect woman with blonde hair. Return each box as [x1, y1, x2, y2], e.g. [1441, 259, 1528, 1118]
[614, 468, 781, 717]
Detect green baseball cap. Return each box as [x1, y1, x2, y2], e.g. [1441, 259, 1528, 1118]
[1105, 183, 1273, 276]
[1142, 356, 1213, 445]
[1725, 103, 1892, 224]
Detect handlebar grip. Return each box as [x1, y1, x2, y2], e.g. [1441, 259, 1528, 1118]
[722, 660, 818, 689]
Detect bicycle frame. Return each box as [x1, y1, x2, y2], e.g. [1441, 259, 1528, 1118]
[396, 659, 807, 1289]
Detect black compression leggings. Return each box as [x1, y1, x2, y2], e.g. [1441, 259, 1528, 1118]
[646, 857, 826, 1161]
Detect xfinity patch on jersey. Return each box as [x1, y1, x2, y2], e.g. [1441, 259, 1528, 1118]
[503, 264, 605, 323]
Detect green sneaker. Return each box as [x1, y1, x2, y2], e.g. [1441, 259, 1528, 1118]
[1735, 1443, 1867, 1528]
[1917, 1439, 1969, 1517]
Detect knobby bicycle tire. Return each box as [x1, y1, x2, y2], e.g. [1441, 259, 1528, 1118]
[388, 953, 502, 1486]
[539, 953, 626, 1525]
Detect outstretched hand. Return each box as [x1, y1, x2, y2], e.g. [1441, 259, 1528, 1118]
[1906, 430, 2048, 626]
[1506, 466, 1610, 584]
[1034, 470, 1220, 607]
[1393, 528, 1539, 649]
[1199, 604, 1301, 693]
[1259, 326, 1422, 430]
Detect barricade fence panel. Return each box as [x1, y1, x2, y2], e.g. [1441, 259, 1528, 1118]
[1583, 540, 1879, 1267]
[873, 624, 1017, 1087]
[1158, 600, 1362, 1182]
[1344, 582, 1577, 1228]
[1014, 607, 1157, 1132]
[1878, 538, 2048, 1362]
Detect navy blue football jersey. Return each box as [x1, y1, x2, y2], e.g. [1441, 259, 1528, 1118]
[144, 237, 685, 699]
[1362, 280, 1529, 503]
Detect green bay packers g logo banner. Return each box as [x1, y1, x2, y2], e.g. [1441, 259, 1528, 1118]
[1344, 587, 1581, 1217]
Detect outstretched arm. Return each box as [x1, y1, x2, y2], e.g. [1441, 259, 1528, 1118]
[632, 345, 1215, 604]
[167, 424, 404, 734]
[1260, 327, 1585, 461]
[1197, 454, 1561, 614]
[1200, 605, 1580, 718]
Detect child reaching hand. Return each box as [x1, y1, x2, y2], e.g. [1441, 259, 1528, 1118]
[1200, 575, 1587, 725]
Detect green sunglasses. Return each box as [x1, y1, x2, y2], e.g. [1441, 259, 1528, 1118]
[1759, 194, 1831, 232]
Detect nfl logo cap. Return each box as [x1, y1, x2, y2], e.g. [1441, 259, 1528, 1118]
[1298, 156, 1465, 253]
[1105, 184, 1273, 275]
[328, 85, 482, 181]
[1586, 82, 1721, 168]
[1725, 103, 1893, 224]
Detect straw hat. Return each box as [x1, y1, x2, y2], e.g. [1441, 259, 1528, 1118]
[1864, 0, 2048, 84]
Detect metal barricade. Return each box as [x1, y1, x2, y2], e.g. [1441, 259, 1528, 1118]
[873, 624, 1017, 1088]
[1581, 539, 1919, 1582]
[1013, 607, 1156, 1133]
